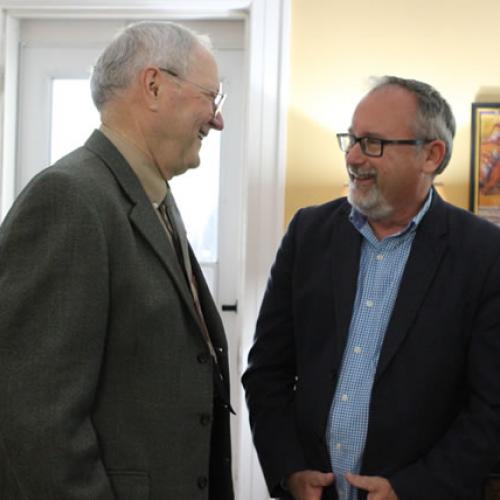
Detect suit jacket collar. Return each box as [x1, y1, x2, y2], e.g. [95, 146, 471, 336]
[374, 191, 449, 381]
[315, 193, 449, 444]
[83, 130, 203, 331]
[99, 124, 167, 205]
[330, 202, 363, 373]
[328, 193, 449, 381]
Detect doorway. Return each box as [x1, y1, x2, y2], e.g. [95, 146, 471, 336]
[0, 2, 289, 499]
[16, 14, 247, 491]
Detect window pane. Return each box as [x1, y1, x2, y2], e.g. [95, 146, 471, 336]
[51, 79, 99, 163]
[170, 132, 221, 264]
[51, 78, 220, 266]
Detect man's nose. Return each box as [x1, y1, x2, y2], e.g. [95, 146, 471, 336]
[345, 140, 364, 165]
[210, 112, 224, 131]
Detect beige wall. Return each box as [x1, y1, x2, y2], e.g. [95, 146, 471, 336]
[285, 0, 500, 224]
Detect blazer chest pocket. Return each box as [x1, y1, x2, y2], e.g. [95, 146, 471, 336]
[108, 470, 150, 500]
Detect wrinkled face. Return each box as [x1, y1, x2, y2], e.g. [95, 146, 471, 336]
[345, 85, 431, 221]
[152, 45, 223, 179]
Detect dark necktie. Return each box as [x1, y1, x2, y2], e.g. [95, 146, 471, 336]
[160, 187, 217, 361]
[161, 188, 191, 282]
[160, 187, 231, 409]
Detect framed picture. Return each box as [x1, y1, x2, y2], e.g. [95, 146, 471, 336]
[470, 102, 500, 226]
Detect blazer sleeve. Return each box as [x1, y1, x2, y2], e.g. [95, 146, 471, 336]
[390, 249, 500, 499]
[242, 211, 309, 497]
[0, 170, 115, 499]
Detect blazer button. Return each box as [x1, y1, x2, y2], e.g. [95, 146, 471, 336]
[197, 352, 210, 364]
[200, 414, 211, 426]
[197, 476, 208, 489]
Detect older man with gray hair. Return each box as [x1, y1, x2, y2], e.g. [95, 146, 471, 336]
[0, 21, 233, 500]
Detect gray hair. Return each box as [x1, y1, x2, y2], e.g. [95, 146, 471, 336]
[370, 76, 456, 174]
[90, 21, 212, 110]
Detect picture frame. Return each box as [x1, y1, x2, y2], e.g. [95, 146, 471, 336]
[469, 102, 500, 226]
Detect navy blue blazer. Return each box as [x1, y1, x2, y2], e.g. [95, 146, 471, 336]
[243, 192, 500, 500]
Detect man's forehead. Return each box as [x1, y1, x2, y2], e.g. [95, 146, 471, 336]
[187, 45, 219, 83]
[351, 85, 417, 134]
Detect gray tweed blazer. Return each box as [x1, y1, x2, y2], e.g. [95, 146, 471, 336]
[0, 130, 233, 500]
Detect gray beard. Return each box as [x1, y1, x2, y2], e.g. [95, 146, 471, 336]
[347, 181, 393, 221]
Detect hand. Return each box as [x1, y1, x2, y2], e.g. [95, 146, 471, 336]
[346, 473, 398, 500]
[287, 469, 335, 500]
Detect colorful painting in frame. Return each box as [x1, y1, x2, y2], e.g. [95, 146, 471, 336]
[470, 102, 500, 226]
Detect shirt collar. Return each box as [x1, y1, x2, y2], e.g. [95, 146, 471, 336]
[349, 189, 433, 236]
[100, 124, 167, 205]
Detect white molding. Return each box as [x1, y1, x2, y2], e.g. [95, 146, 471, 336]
[0, 0, 250, 19]
[5, 10, 247, 21]
[0, 13, 19, 217]
[0, 1, 289, 498]
[0, 0, 250, 8]
[235, 2, 289, 499]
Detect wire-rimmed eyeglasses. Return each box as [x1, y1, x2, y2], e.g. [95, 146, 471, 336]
[336, 133, 433, 158]
[159, 67, 226, 118]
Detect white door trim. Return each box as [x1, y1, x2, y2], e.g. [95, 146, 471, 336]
[0, 1, 289, 499]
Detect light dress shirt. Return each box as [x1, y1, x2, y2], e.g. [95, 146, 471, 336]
[99, 125, 180, 259]
[99, 124, 167, 209]
[326, 190, 433, 500]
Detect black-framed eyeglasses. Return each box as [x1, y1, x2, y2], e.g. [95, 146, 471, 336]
[336, 133, 433, 158]
[159, 67, 226, 118]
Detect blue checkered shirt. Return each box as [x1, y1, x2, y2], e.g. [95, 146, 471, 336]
[326, 191, 432, 500]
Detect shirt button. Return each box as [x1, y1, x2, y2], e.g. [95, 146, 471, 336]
[341, 394, 348, 402]
[197, 352, 210, 364]
[376, 254, 384, 261]
[366, 299, 374, 308]
[354, 346, 362, 354]
[197, 476, 208, 489]
[336, 442, 342, 450]
[200, 414, 211, 426]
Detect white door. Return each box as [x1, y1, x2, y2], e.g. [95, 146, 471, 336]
[16, 16, 246, 490]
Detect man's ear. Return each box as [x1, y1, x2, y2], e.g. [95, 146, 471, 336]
[422, 139, 446, 175]
[142, 67, 161, 110]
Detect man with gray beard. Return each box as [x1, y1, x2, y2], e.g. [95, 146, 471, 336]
[243, 76, 500, 500]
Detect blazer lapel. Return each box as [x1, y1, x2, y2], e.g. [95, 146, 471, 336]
[84, 130, 199, 320]
[312, 202, 362, 441]
[375, 195, 449, 381]
[128, 204, 197, 309]
[330, 205, 363, 373]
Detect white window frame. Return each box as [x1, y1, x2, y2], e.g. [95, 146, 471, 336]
[0, 1, 289, 499]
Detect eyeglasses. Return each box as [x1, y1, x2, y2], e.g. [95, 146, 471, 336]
[159, 67, 226, 118]
[336, 133, 433, 158]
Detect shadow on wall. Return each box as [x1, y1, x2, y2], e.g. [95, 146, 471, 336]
[475, 87, 500, 102]
[285, 105, 349, 225]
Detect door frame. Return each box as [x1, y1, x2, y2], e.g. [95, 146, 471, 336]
[0, 1, 289, 499]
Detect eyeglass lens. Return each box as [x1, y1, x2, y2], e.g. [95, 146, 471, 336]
[337, 134, 382, 157]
